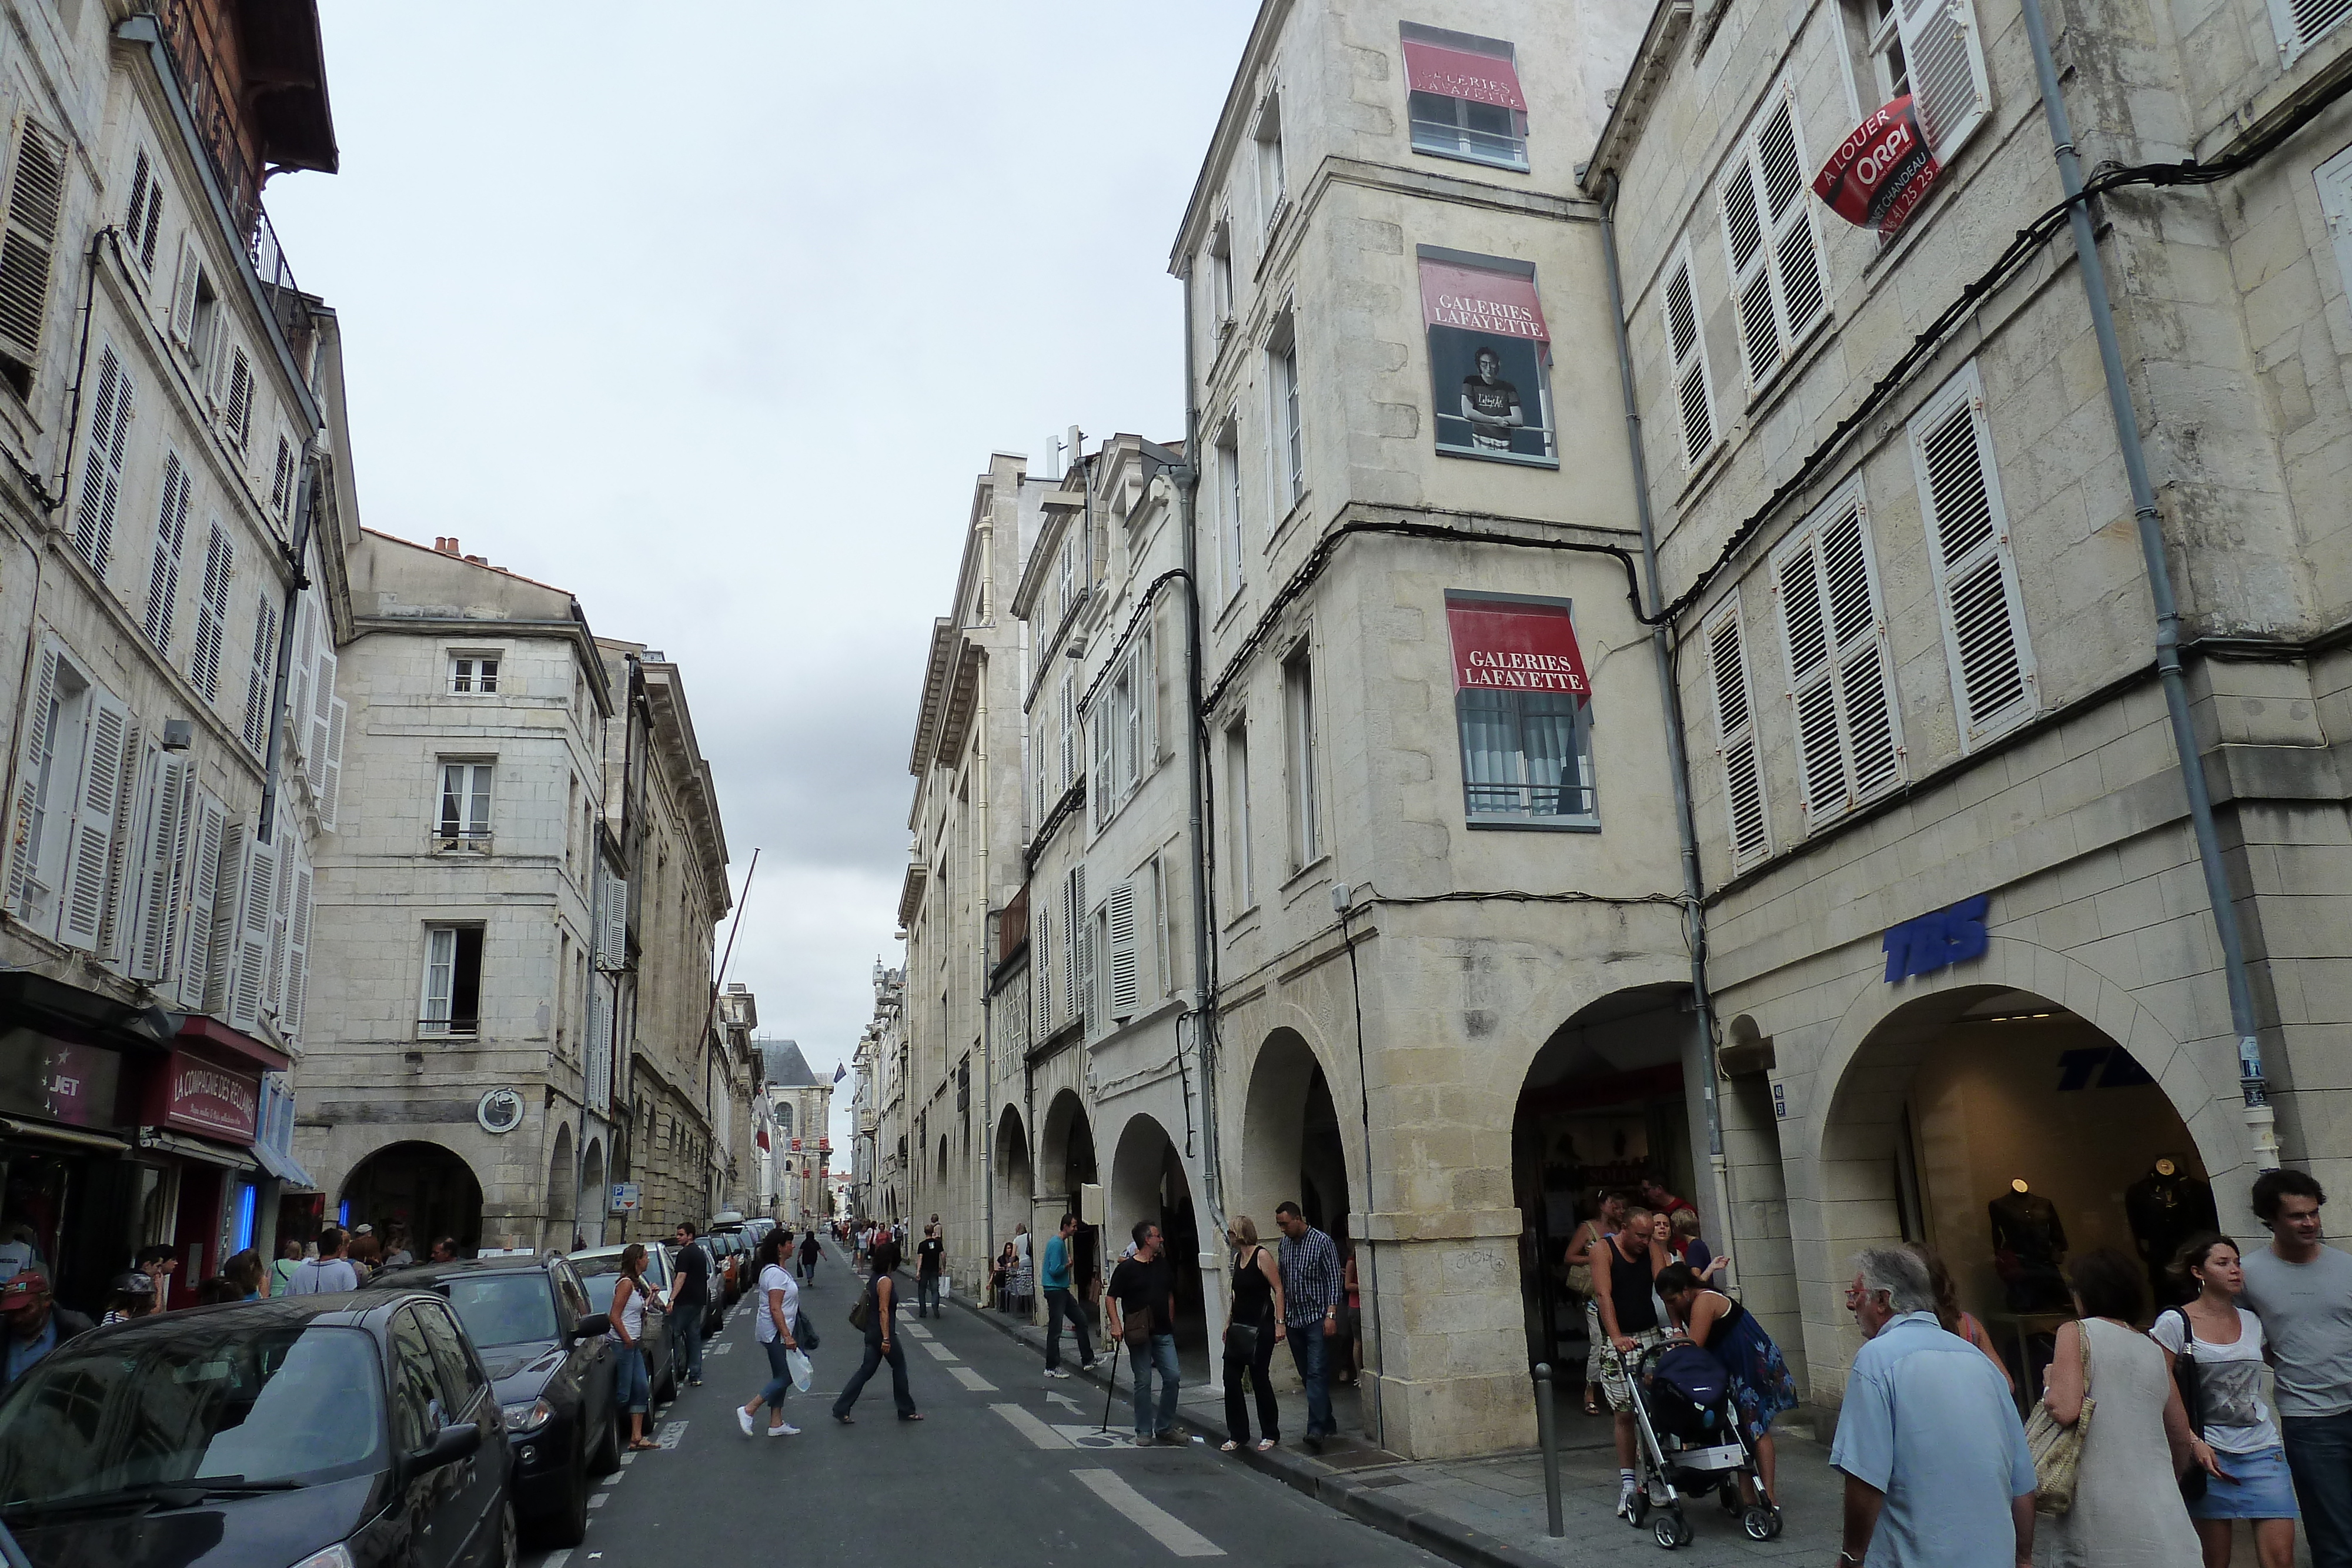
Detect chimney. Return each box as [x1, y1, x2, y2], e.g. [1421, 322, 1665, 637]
[435, 537, 462, 556]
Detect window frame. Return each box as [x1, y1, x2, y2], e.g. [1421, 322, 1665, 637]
[1717, 78, 1830, 394]
[436, 760, 495, 851]
[1282, 647, 1321, 871]
[1770, 477, 1906, 834]
[1907, 360, 2037, 750]
[1661, 239, 1722, 469]
[1268, 314, 1304, 513]
[1399, 23, 1530, 172]
[449, 654, 502, 695]
[419, 924, 486, 1037]
[1702, 591, 1773, 872]
[1254, 90, 1287, 232]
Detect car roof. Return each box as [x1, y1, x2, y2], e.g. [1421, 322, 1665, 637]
[67, 1289, 441, 1342]
[363, 1255, 565, 1289]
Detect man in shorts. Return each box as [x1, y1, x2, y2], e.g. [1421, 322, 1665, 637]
[1590, 1202, 1672, 1519]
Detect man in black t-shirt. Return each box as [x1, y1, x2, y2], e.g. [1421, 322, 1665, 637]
[1106, 1221, 1181, 1446]
[1459, 346, 1525, 452]
[916, 1225, 945, 1318]
[670, 1223, 711, 1386]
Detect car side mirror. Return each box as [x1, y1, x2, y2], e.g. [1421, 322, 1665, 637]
[572, 1312, 610, 1340]
[402, 1421, 480, 1482]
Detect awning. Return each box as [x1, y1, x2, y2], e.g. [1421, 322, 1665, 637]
[1419, 256, 1551, 345]
[251, 1139, 316, 1191]
[1402, 39, 1526, 111]
[137, 1129, 260, 1173]
[0, 1116, 131, 1155]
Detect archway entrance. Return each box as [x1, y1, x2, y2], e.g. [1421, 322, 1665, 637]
[341, 1142, 483, 1256]
[994, 1105, 1033, 1253]
[1825, 987, 2212, 1398]
[1109, 1114, 1209, 1355]
[1240, 1029, 1354, 1246]
[580, 1140, 607, 1249]
[1040, 1090, 1100, 1303]
[546, 1124, 577, 1250]
[1512, 984, 1698, 1373]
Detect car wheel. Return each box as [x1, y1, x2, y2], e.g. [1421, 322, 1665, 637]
[531, 1432, 590, 1549]
[589, 1399, 623, 1476]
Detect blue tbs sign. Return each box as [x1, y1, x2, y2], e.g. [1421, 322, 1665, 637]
[1882, 894, 1990, 982]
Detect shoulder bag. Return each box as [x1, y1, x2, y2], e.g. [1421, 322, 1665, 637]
[1565, 1225, 1596, 1298]
[2026, 1319, 2095, 1515]
[2166, 1308, 2210, 1505]
[1224, 1250, 1263, 1362]
[848, 1280, 871, 1334]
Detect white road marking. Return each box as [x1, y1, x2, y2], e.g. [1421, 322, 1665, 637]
[1073, 1469, 1226, 1557]
[991, 1402, 1072, 1449]
[707, 1341, 733, 1356]
[1046, 1392, 1083, 1413]
[587, 1493, 609, 1509]
[656, 1421, 687, 1449]
[903, 1322, 934, 1340]
[1057, 1424, 1146, 1449]
[949, 1366, 997, 1391]
[542, 1554, 571, 1568]
[921, 1341, 959, 1363]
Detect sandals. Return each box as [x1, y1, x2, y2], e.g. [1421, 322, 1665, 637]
[1220, 1440, 1240, 1453]
[627, 1439, 659, 1452]
[1584, 1398, 1602, 1417]
[1257, 1437, 1277, 1452]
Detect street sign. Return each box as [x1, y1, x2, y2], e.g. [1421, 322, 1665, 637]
[610, 1183, 641, 1212]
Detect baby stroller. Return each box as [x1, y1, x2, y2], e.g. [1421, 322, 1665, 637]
[1613, 1342, 1784, 1550]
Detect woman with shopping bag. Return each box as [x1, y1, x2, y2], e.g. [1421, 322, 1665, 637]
[739, 1229, 803, 1440]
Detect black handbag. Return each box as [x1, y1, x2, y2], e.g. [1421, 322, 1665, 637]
[1224, 1322, 1260, 1362]
[2167, 1308, 2210, 1505]
[796, 1309, 820, 1352]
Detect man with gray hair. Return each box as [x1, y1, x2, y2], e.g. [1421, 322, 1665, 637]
[1829, 1246, 2036, 1568]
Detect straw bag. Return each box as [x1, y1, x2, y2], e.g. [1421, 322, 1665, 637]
[2026, 1320, 2094, 1515]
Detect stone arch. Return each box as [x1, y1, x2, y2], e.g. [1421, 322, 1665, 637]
[580, 1138, 606, 1249]
[340, 1140, 486, 1256]
[994, 1103, 1034, 1236]
[1237, 1027, 1355, 1246]
[1107, 1110, 1210, 1349]
[544, 1122, 577, 1248]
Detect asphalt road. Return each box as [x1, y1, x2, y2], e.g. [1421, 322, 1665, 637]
[522, 1236, 1444, 1568]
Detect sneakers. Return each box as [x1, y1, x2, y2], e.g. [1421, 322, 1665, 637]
[767, 1422, 800, 1437]
[1079, 1359, 1099, 1373]
[687, 1377, 704, 1388]
[1044, 1366, 1070, 1379]
[736, 1407, 755, 1439]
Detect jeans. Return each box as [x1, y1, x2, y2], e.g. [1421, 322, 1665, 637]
[672, 1302, 705, 1383]
[1128, 1332, 1180, 1437]
[918, 1274, 940, 1316]
[755, 1336, 795, 1410]
[1045, 1287, 1094, 1370]
[1223, 1319, 1279, 1445]
[800, 1253, 817, 1281]
[1287, 1320, 1333, 1437]
[612, 1341, 651, 1415]
[2284, 1411, 2352, 1568]
[832, 1335, 917, 1418]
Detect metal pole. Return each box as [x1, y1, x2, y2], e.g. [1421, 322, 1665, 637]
[1535, 1362, 1565, 1536]
[2017, 0, 2277, 1168]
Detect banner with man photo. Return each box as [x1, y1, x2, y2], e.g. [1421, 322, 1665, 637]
[1419, 247, 1558, 465]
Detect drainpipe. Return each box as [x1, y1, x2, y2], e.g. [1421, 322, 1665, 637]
[2018, 0, 2277, 1168]
[1596, 175, 1739, 1268]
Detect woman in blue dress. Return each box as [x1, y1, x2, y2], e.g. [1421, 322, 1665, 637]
[1657, 1262, 1798, 1505]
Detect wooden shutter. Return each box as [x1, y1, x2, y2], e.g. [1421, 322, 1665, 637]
[72, 347, 133, 571]
[1896, 0, 1992, 158]
[57, 687, 133, 950]
[282, 850, 312, 1040]
[269, 434, 295, 520]
[1703, 596, 1771, 872]
[0, 116, 65, 372]
[6, 644, 56, 917]
[1911, 366, 2035, 746]
[1090, 701, 1112, 826]
[1058, 674, 1076, 787]
[263, 831, 293, 1019]
[1719, 85, 1826, 387]
[225, 347, 254, 450]
[143, 453, 191, 648]
[191, 523, 230, 700]
[599, 870, 627, 967]
[1034, 907, 1052, 1031]
[1062, 867, 1085, 1021]
[288, 600, 315, 751]
[1106, 879, 1140, 1020]
[1662, 243, 1718, 467]
[306, 646, 337, 792]
[242, 599, 278, 753]
[169, 241, 198, 345]
[126, 151, 165, 276]
[228, 837, 275, 1030]
[177, 791, 228, 1011]
[131, 752, 192, 981]
[1775, 485, 1903, 832]
[318, 698, 348, 828]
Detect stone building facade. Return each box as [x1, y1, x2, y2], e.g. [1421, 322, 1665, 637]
[754, 1036, 834, 1223]
[850, 961, 903, 1221]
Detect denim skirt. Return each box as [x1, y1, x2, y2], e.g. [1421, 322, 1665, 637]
[2192, 1443, 2299, 1520]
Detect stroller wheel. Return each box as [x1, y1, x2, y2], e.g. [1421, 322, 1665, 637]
[1743, 1506, 1783, 1541]
[1653, 1510, 1693, 1549]
[1622, 1490, 1651, 1527]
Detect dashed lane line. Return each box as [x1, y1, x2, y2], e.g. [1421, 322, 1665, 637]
[921, 1341, 960, 1363]
[948, 1365, 997, 1392]
[903, 1322, 934, 1339]
[587, 1493, 609, 1509]
[656, 1421, 687, 1449]
[990, 1402, 1072, 1449]
[1072, 1469, 1227, 1557]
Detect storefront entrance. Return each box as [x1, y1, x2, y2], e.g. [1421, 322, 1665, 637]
[340, 1141, 484, 1255]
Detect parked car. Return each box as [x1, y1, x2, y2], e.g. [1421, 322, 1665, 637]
[663, 1237, 728, 1341]
[569, 1243, 679, 1406]
[706, 1232, 744, 1308]
[363, 1253, 615, 1548]
[0, 1292, 515, 1568]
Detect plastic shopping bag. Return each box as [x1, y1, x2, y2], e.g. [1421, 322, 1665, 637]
[787, 1346, 813, 1393]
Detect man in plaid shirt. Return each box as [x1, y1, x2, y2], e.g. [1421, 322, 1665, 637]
[1275, 1201, 1342, 1449]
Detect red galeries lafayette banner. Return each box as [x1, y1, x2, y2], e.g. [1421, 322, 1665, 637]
[1446, 594, 1589, 699]
[1401, 39, 1526, 111]
[1419, 259, 1549, 344]
[146, 1051, 260, 1142]
[1812, 95, 1940, 236]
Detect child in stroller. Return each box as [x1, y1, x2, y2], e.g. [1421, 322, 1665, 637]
[1612, 1338, 1785, 1549]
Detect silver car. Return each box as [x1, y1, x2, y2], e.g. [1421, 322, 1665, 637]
[569, 1242, 680, 1407]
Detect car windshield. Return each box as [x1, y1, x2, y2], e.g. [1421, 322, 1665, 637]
[0, 1321, 385, 1509]
[440, 1274, 559, 1347]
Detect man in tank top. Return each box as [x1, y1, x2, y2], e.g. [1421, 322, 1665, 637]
[1591, 1203, 1672, 1519]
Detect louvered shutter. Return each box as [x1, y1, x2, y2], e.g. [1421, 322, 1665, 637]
[134, 160, 162, 275]
[2270, 0, 2352, 61]
[1034, 908, 1052, 1031]
[1662, 244, 1719, 467]
[1061, 868, 1083, 1021]
[1058, 675, 1076, 787]
[131, 753, 191, 981]
[126, 153, 151, 260]
[1775, 487, 1903, 832]
[6, 644, 56, 918]
[72, 347, 133, 571]
[600, 870, 627, 967]
[57, 688, 133, 950]
[1704, 597, 1771, 872]
[1911, 367, 2034, 745]
[586, 984, 610, 1107]
[288, 601, 315, 755]
[169, 241, 198, 345]
[0, 116, 65, 372]
[269, 435, 294, 520]
[228, 838, 275, 1031]
[1090, 702, 1112, 827]
[282, 851, 312, 1041]
[225, 347, 254, 450]
[1895, 0, 1992, 159]
[191, 523, 230, 701]
[1106, 880, 1140, 1019]
[177, 792, 228, 1011]
[263, 831, 293, 1019]
[318, 698, 348, 828]
[1138, 629, 1158, 766]
[306, 647, 336, 792]
[242, 600, 278, 753]
[1719, 86, 1826, 388]
[143, 453, 191, 648]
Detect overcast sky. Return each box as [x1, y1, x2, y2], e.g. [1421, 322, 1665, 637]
[268, 3, 1261, 1148]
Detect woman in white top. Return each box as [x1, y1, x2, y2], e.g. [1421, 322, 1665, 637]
[2151, 1232, 2300, 1568]
[609, 1243, 657, 1452]
[739, 1229, 802, 1439]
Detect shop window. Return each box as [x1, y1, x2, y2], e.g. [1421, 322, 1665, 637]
[1419, 247, 1558, 466]
[1402, 24, 1528, 170]
[1446, 591, 1598, 828]
[420, 925, 485, 1037]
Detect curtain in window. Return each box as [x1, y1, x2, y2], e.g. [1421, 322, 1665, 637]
[1458, 690, 1588, 817]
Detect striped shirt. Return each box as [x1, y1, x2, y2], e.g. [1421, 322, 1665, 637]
[1278, 1225, 1341, 1326]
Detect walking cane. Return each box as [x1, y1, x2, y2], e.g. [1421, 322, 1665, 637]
[1099, 1311, 1119, 1435]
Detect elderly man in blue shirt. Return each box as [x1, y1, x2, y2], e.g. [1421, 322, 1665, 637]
[1829, 1246, 2037, 1568]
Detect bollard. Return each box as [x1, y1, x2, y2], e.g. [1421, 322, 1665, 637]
[1534, 1362, 1565, 1537]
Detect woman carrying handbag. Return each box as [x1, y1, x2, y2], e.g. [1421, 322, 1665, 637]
[2035, 1249, 2215, 1568]
[1218, 1217, 1286, 1453]
[2150, 1233, 2299, 1568]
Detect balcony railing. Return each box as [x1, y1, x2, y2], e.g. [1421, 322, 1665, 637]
[433, 828, 495, 854]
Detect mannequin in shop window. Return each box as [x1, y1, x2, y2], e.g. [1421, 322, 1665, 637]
[1988, 1178, 2072, 1311]
[2126, 1156, 2219, 1308]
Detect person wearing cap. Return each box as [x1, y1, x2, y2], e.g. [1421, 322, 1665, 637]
[99, 1272, 156, 1325]
[1, 1269, 91, 1389]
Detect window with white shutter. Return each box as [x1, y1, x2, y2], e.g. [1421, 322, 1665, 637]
[1662, 241, 1720, 467]
[318, 697, 348, 829]
[306, 643, 338, 794]
[281, 851, 312, 1041]
[1719, 82, 1828, 390]
[1226, 724, 1253, 908]
[125, 149, 165, 276]
[269, 433, 296, 522]
[1284, 650, 1320, 869]
[143, 453, 191, 650]
[72, 346, 135, 573]
[6, 644, 61, 923]
[262, 830, 293, 1021]
[1058, 672, 1077, 788]
[2270, 0, 2352, 61]
[176, 792, 229, 1012]
[1909, 363, 2036, 747]
[191, 523, 230, 701]
[1217, 420, 1244, 603]
[1090, 700, 1112, 830]
[288, 601, 316, 750]
[57, 687, 135, 952]
[1062, 865, 1086, 1024]
[0, 115, 66, 392]
[1773, 482, 1905, 832]
[224, 346, 255, 451]
[1703, 594, 1772, 872]
[1034, 906, 1053, 1033]
[241, 600, 278, 754]
[2320, 146, 2352, 300]
[600, 870, 627, 968]
[1269, 317, 1304, 509]
[1895, 0, 1992, 157]
[130, 752, 192, 982]
[1106, 879, 1140, 1021]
